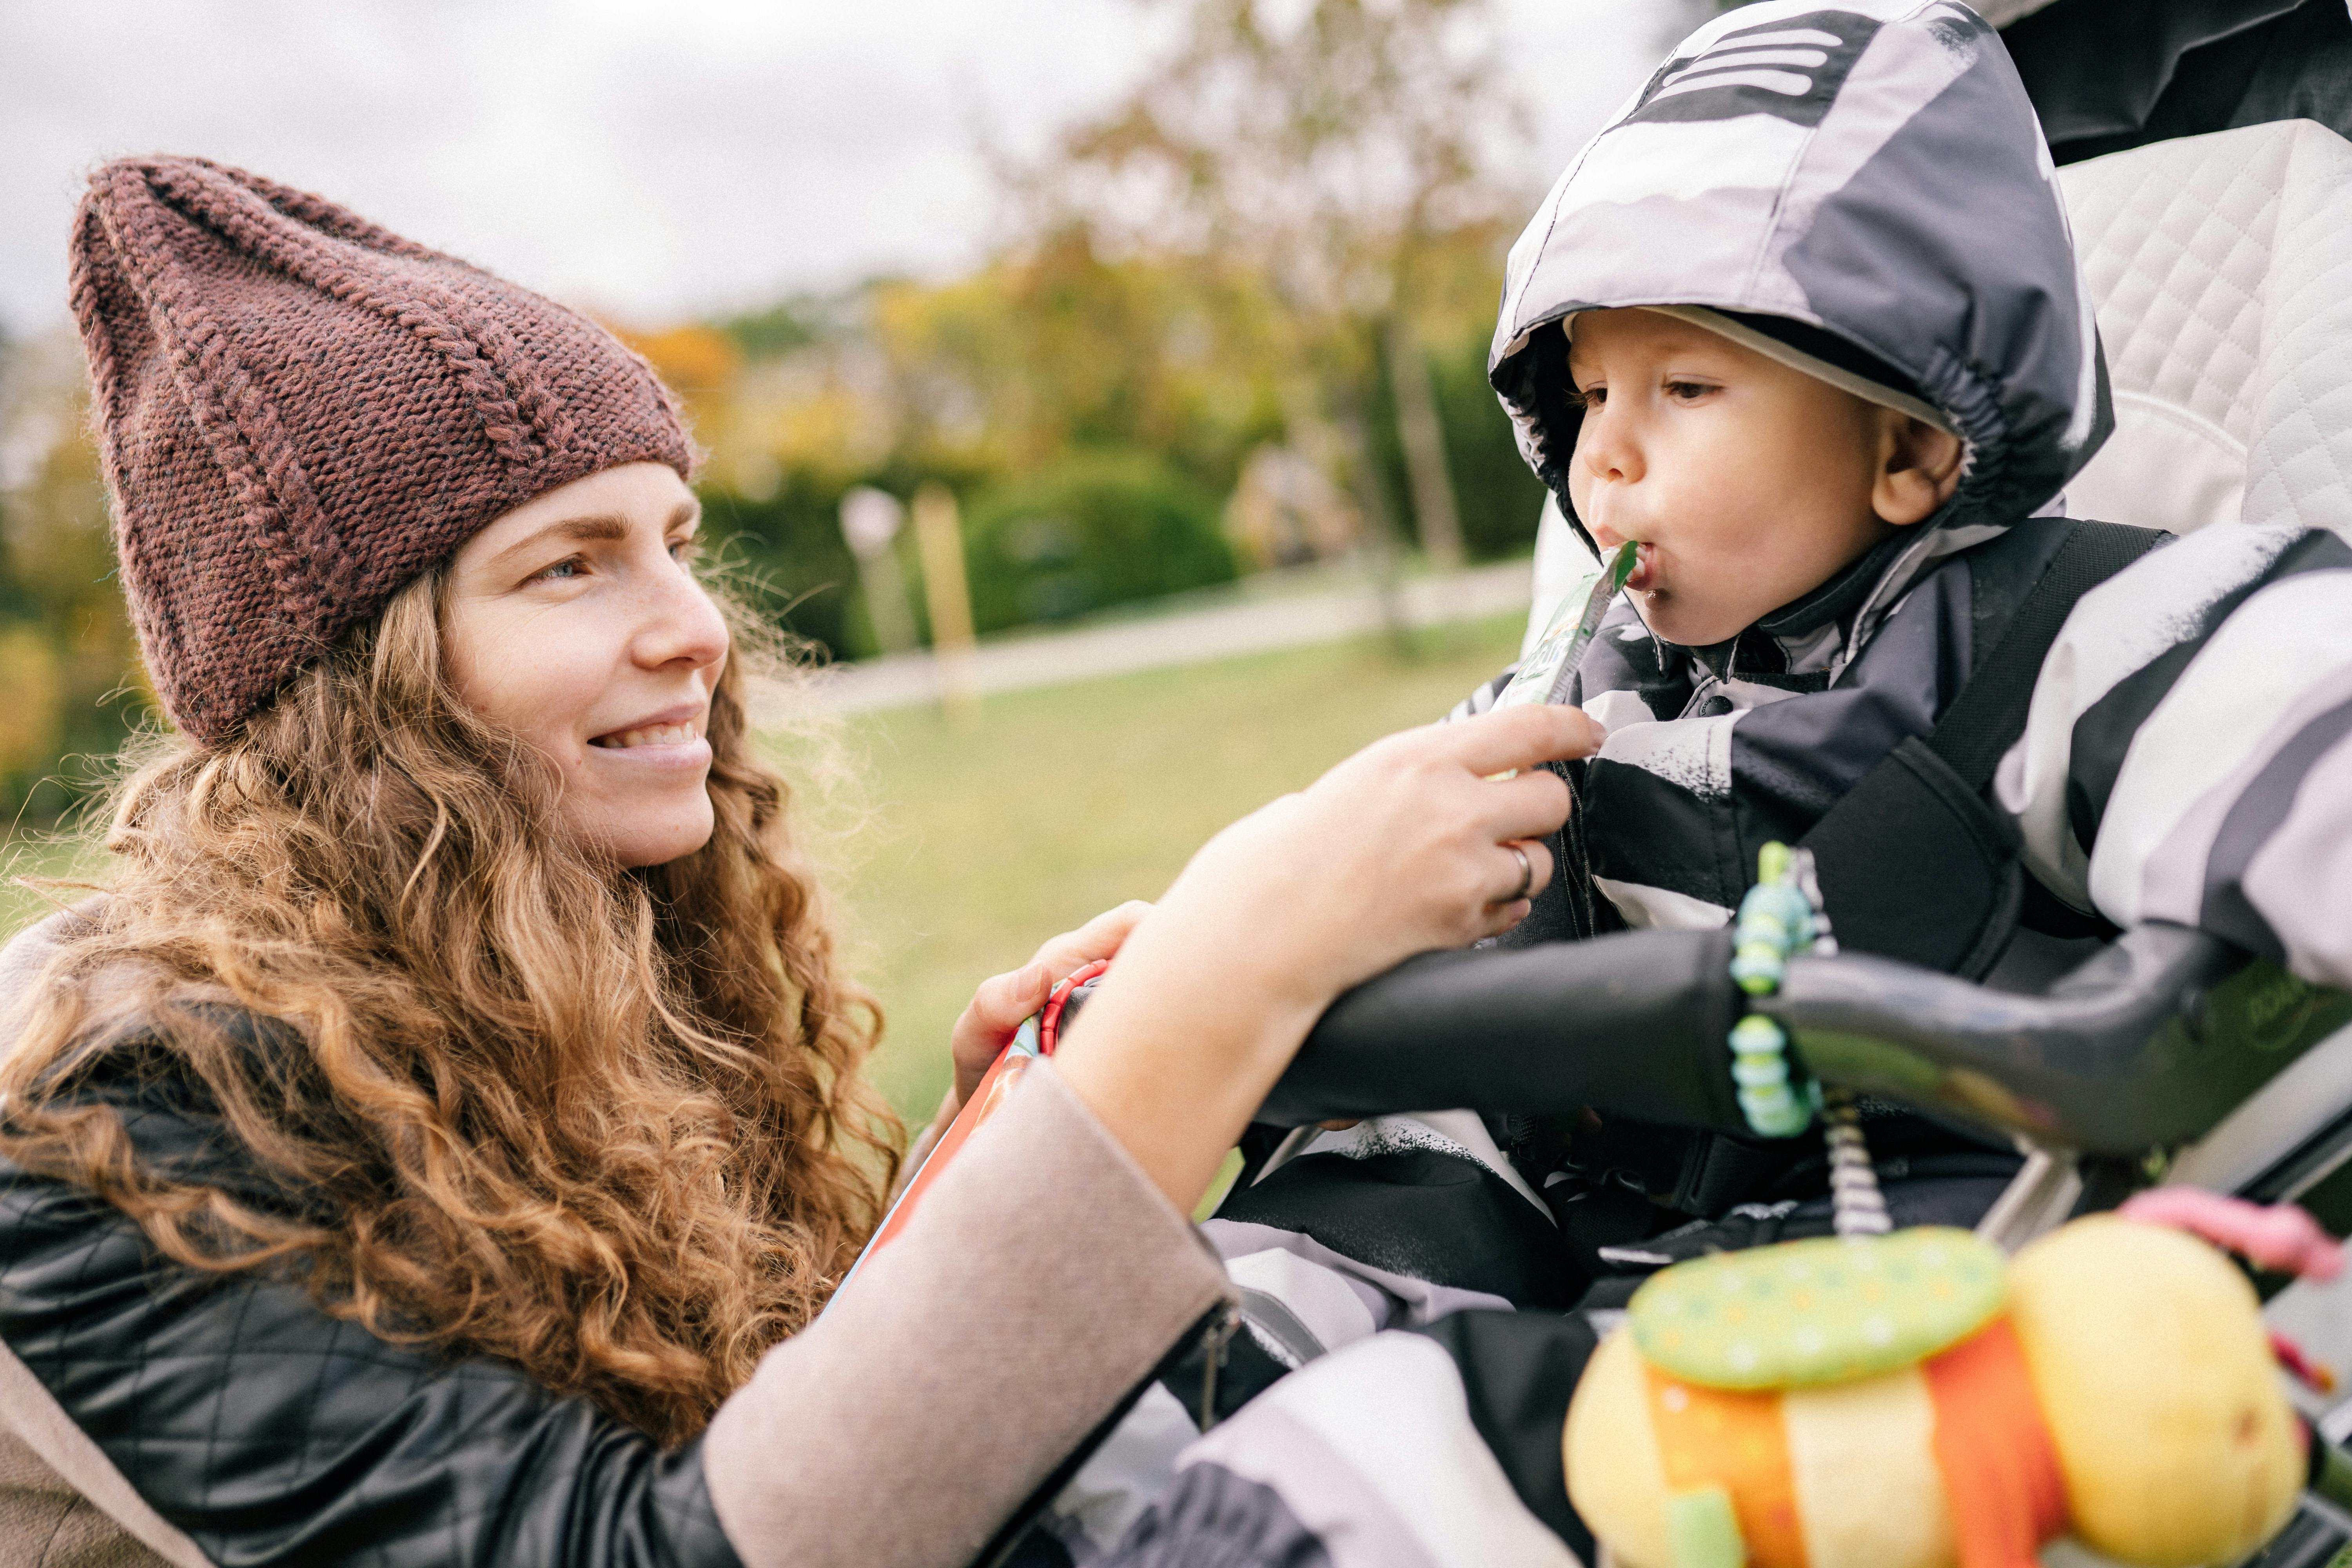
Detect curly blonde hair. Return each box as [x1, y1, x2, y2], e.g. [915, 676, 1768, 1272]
[0, 573, 899, 1446]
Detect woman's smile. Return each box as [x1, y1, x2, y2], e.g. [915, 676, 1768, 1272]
[587, 710, 708, 761]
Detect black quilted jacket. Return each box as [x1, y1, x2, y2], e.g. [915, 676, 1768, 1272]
[0, 1033, 742, 1567]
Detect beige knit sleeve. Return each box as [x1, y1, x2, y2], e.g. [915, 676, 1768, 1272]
[700, 1058, 1231, 1568]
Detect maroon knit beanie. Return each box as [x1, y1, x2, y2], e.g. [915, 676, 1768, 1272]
[69, 156, 696, 743]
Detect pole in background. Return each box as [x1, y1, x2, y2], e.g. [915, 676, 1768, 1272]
[911, 482, 981, 726]
[838, 486, 917, 657]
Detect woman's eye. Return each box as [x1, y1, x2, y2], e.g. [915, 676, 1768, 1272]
[534, 557, 583, 583]
[669, 537, 702, 565]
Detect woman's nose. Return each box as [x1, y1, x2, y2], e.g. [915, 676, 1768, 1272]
[635, 561, 731, 674]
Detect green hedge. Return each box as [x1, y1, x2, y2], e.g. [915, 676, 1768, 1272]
[959, 451, 1236, 635]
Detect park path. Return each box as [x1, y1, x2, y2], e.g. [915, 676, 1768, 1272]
[749, 557, 1535, 721]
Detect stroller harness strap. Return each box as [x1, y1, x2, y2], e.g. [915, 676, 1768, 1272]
[1920, 520, 2172, 790]
[1804, 518, 2168, 977]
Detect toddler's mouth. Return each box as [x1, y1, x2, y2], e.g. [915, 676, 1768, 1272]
[1623, 541, 1659, 593]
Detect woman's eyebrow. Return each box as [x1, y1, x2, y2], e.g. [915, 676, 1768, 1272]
[487, 514, 630, 570]
[669, 500, 702, 534]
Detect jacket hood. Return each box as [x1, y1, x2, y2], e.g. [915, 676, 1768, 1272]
[1490, 0, 2112, 550]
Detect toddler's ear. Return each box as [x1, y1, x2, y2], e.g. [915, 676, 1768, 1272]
[1872, 412, 1965, 527]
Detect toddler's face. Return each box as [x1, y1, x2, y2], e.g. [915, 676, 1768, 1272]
[1564, 309, 1954, 647]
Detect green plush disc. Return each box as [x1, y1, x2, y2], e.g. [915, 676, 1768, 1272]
[1628, 1227, 2006, 1390]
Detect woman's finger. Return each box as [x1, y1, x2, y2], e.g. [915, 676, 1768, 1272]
[1441, 703, 1606, 777]
[948, 902, 1155, 1108]
[1025, 900, 1152, 976]
[1475, 838, 1555, 938]
[947, 960, 1058, 1105]
[969, 960, 1060, 1036]
[1490, 836, 1553, 907]
[1479, 765, 1574, 844]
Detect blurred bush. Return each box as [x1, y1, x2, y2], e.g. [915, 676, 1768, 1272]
[693, 469, 861, 660]
[962, 450, 1235, 633]
[641, 223, 1543, 665]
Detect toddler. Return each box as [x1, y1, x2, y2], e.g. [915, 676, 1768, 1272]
[1030, 4, 2352, 1559]
[1220, 0, 2127, 1301]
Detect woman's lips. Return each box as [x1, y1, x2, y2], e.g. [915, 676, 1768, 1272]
[1623, 541, 1659, 593]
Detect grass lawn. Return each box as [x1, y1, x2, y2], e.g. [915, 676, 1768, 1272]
[786, 612, 1526, 1126]
[2, 610, 1528, 1134]
[0, 834, 106, 946]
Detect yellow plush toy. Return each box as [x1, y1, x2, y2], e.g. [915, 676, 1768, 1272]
[1564, 1211, 2314, 1568]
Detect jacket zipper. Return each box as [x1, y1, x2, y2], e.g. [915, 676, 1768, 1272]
[1196, 1300, 1243, 1430]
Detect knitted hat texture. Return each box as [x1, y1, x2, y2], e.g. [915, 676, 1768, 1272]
[69, 156, 695, 742]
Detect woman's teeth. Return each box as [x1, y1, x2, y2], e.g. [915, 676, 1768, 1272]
[593, 722, 697, 750]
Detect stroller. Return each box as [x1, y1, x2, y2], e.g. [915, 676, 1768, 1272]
[1274, 117, 2352, 1568]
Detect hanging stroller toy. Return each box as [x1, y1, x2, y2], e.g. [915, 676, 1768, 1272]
[1568, 1195, 2334, 1568]
[1561, 851, 2343, 1568]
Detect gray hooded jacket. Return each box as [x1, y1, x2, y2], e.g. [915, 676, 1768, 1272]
[1460, 0, 2124, 932]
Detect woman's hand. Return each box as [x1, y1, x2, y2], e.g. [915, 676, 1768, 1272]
[1163, 704, 1599, 1004]
[900, 902, 1153, 1189]
[947, 902, 1152, 1112]
[1055, 703, 1605, 1210]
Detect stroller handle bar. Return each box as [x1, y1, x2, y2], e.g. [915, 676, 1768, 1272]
[1249, 923, 2352, 1154]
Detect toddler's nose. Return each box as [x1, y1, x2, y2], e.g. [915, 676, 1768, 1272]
[1578, 416, 1641, 487]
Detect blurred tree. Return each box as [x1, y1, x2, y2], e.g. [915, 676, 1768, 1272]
[715, 293, 861, 360]
[451, 2, 1565, 669]
[1361, 315, 1546, 564]
[1427, 327, 1548, 560]
[624, 323, 743, 403]
[870, 230, 1286, 494]
[696, 469, 867, 662]
[681, 240, 1292, 662]
[1036, 0, 1536, 567]
[0, 330, 151, 826]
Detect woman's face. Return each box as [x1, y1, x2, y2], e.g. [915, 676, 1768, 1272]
[442, 462, 728, 868]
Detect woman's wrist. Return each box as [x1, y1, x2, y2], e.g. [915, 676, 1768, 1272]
[1051, 909, 1325, 1212]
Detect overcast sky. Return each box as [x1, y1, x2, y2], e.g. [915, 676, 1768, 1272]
[2, 0, 1700, 335]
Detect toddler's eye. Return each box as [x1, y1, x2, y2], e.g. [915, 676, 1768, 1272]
[1575, 385, 1606, 410]
[1666, 379, 1713, 402]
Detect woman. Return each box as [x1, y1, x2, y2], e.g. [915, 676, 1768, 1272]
[0, 158, 1596, 1568]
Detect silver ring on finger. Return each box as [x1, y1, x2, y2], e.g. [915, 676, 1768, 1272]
[1503, 842, 1534, 905]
